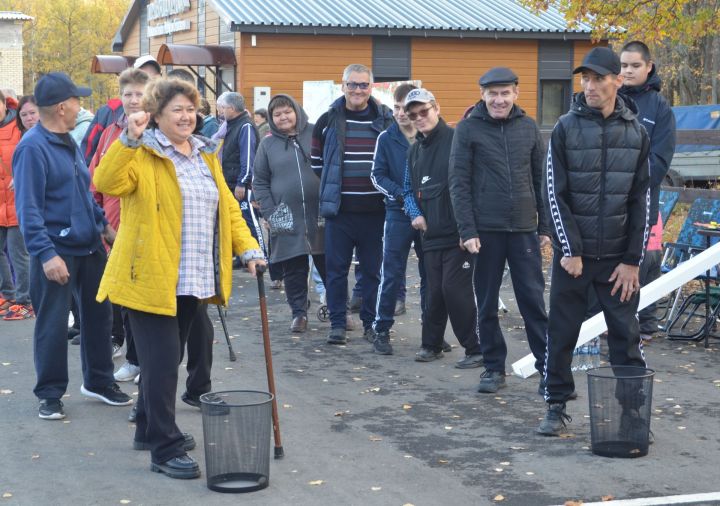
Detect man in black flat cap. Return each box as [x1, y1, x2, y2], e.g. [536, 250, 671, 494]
[449, 67, 551, 394]
[537, 47, 650, 436]
[13, 72, 133, 420]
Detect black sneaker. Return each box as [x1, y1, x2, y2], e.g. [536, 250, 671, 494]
[128, 404, 137, 422]
[80, 383, 133, 406]
[70, 334, 80, 345]
[349, 295, 362, 313]
[455, 354, 484, 369]
[39, 399, 65, 420]
[415, 347, 442, 362]
[327, 328, 347, 345]
[536, 402, 572, 436]
[135, 432, 196, 452]
[394, 300, 406, 316]
[441, 340, 453, 353]
[372, 331, 393, 355]
[477, 369, 506, 393]
[363, 327, 376, 343]
[150, 454, 201, 480]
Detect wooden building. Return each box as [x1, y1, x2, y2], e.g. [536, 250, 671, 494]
[111, 0, 600, 126]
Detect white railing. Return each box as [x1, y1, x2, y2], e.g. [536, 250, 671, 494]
[511, 241, 720, 378]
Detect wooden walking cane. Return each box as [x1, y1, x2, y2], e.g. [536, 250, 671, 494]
[256, 265, 285, 459]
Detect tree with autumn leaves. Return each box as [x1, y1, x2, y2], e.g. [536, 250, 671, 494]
[1, 0, 131, 109]
[522, 0, 720, 105]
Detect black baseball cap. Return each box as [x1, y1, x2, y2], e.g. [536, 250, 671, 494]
[573, 47, 621, 76]
[35, 72, 91, 107]
[479, 67, 518, 87]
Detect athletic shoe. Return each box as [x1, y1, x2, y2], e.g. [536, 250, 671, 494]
[80, 383, 133, 406]
[134, 432, 196, 452]
[114, 362, 141, 382]
[271, 280, 283, 290]
[150, 454, 200, 480]
[477, 369, 506, 393]
[112, 343, 123, 359]
[326, 328, 347, 345]
[3, 304, 34, 320]
[455, 354, 484, 369]
[363, 327, 376, 343]
[441, 340, 453, 353]
[415, 347, 442, 362]
[70, 334, 80, 345]
[372, 331, 393, 355]
[134, 373, 141, 385]
[181, 391, 225, 409]
[349, 295, 362, 313]
[39, 399, 65, 420]
[536, 403, 572, 436]
[128, 404, 137, 422]
[0, 297, 15, 316]
[394, 300, 406, 316]
[67, 326, 80, 339]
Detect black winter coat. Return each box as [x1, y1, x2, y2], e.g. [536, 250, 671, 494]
[408, 119, 458, 252]
[620, 65, 676, 225]
[221, 111, 258, 190]
[545, 93, 651, 265]
[449, 101, 550, 241]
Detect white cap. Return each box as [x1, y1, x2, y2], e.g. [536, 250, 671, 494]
[133, 54, 161, 73]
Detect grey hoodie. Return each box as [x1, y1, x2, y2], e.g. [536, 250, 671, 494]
[253, 95, 323, 263]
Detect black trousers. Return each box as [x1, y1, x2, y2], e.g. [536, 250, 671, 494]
[474, 232, 548, 373]
[128, 296, 200, 464]
[277, 254, 326, 318]
[186, 303, 213, 397]
[544, 254, 646, 403]
[113, 305, 139, 366]
[422, 247, 481, 355]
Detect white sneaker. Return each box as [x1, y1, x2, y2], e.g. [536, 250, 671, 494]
[134, 373, 141, 385]
[114, 362, 141, 382]
[112, 343, 123, 359]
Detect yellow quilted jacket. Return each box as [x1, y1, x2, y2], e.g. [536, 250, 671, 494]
[93, 133, 261, 316]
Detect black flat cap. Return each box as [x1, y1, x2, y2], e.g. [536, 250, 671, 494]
[573, 47, 621, 76]
[479, 67, 518, 87]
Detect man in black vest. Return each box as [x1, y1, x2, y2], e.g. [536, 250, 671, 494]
[538, 47, 650, 436]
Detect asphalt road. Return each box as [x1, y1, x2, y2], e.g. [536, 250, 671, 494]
[1, 262, 719, 506]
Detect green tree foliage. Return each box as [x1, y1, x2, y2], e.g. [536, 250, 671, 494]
[1, 0, 131, 109]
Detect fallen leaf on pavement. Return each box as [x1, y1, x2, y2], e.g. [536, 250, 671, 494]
[0, 389, 13, 395]
[509, 446, 525, 450]
[1, 362, 10, 366]
[3, 493, 13, 498]
[31, 454, 39, 460]
[282, 404, 292, 408]
[308, 480, 324, 486]
[601, 495, 614, 501]
[371, 486, 381, 491]
[402, 404, 412, 410]
[493, 495, 505, 502]
[438, 459, 449, 464]
[369, 436, 382, 441]
[500, 462, 510, 466]
[564, 501, 583, 506]
[444, 426, 453, 430]
[526, 471, 534, 475]
[120, 500, 131, 504]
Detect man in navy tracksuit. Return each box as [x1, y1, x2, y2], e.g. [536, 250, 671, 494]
[369, 83, 427, 355]
[13, 73, 132, 420]
[620, 41, 676, 339]
[311, 64, 393, 345]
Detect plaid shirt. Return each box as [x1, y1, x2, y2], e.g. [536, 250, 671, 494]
[155, 130, 219, 299]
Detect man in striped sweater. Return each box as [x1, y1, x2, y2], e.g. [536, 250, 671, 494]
[311, 64, 394, 345]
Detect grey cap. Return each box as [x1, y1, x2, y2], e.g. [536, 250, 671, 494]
[479, 67, 518, 87]
[404, 88, 436, 110]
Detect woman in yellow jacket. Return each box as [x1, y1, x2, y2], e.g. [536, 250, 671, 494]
[94, 78, 265, 480]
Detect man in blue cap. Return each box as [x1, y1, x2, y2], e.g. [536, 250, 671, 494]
[537, 47, 650, 436]
[13, 72, 132, 420]
[449, 67, 551, 394]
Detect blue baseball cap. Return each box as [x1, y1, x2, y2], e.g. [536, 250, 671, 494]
[34, 72, 92, 107]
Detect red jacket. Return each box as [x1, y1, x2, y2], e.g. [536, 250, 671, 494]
[0, 111, 21, 227]
[88, 119, 124, 243]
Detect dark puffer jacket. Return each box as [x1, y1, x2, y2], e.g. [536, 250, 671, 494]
[449, 101, 550, 241]
[620, 65, 676, 225]
[545, 93, 651, 265]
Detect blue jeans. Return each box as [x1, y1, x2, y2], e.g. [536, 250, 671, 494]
[325, 212, 384, 330]
[0, 226, 31, 304]
[373, 214, 425, 333]
[30, 250, 114, 400]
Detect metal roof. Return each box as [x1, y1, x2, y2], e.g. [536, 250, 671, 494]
[0, 11, 33, 21]
[208, 0, 592, 36]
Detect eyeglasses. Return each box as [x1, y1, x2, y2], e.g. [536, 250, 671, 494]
[407, 105, 434, 121]
[345, 82, 370, 90]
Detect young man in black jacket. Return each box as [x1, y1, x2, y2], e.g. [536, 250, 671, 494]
[449, 67, 551, 393]
[402, 88, 482, 363]
[620, 41, 676, 340]
[538, 47, 651, 436]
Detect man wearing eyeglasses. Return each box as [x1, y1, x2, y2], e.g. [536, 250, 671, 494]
[449, 67, 551, 395]
[311, 64, 394, 345]
[402, 89, 481, 364]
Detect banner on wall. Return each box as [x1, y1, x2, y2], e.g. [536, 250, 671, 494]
[302, 80, 422, 124]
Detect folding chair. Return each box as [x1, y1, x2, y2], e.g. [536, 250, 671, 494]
[658, 189, 680, 226]
[658, 198, 720, 332]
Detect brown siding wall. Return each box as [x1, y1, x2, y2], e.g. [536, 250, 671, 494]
[240, 33, 372, 110]
[412, 38, 539, 122]
[124, 17, 140, 56]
